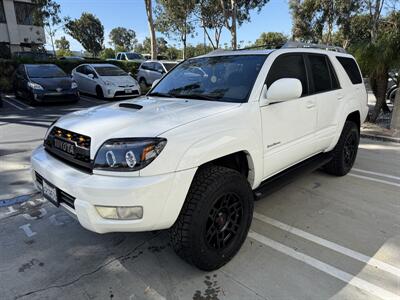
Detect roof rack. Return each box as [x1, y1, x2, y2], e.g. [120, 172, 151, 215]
[282, 41, 347, 53]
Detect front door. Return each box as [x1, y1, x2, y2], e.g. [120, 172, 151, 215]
[261, 53, 318, 178]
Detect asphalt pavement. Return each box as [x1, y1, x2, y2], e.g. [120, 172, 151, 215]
[0, 95, 399, 300]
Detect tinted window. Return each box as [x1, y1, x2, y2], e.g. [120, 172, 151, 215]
[149, 55, 268, 103]
[76, 66, 85, 74]
[266, 54, 308, 96]
[126, 53, 142, 60]
[336, 57, 362, 84]
[94, 66, 127, 76]
[15, 2, 37, 25]
[163, 63, 177, 71]
[0, 1, 6, 23]
[308, 55, 331, 93]
[26, 65, 66, 78]
[327, 58, 340, 89]
[154, 63, 164, 72]
[116, 53, 121, 60]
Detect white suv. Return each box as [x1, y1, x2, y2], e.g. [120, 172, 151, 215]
[31, 44, 368, 270]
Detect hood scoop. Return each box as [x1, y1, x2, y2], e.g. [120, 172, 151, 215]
[119, 103, 143, 110]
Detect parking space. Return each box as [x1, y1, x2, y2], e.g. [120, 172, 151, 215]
[0, 100, 399, 300]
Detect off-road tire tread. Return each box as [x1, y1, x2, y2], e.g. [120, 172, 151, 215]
[324, 120, 359, 176]
[170, 165, 253, 270]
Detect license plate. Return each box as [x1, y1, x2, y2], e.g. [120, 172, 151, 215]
[54, 137, 76, 156]
[43, 180, 58, 206]
[125, 88, 132, 94]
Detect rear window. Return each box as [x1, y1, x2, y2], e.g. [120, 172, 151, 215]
[26, 65, 66, 78]
[94, 66, 127, 76]
[336, 57, 362, 84]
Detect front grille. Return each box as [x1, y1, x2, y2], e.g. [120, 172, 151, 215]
[44, 126, 92, 173]
[115, 90, 139, 97]
[35, 172, 76, 209]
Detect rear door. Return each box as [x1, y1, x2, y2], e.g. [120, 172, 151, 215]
[73, 66, 89, 93]
[305, 54, 341, 151]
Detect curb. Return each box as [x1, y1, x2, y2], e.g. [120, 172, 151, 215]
[360, 133, 400, 143]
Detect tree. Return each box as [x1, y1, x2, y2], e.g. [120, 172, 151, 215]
[144, 0, 157, 60]
[155, 0, 196, 59]
[289, 0, 361, 45]
[65, 13, 104, 58]
[33, 0, 63, 57]
[109, 27, 137, 51]
[100, 48, 116, 60]
[219, 0, 269, 49]
[55, 36, 71, 57]
[195, 0, 225, 49]
[254, 32, 288, 48]
[351, 8, 400, 122]
[135, 37, 168, 55]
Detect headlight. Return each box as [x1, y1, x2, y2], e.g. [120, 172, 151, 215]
[28, 82, 44, 90]
[44, 118, 59, 140]
[104, 81, 115, 86]
[94, 138, 167, 171]
[71, 81, 78, 89]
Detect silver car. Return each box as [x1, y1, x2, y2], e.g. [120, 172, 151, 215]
[137, 61, 178, 90]
[72, 64, 140, 99]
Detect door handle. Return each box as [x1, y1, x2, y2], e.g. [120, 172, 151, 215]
[337, 93, 344, 100]
[306, 100, 315, 108]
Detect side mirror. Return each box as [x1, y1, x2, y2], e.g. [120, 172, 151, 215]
[87, 73, 94, 79]
[128, 72, 132, 76]
[152, 79, 160, 88]
[260, 78, 302, 106]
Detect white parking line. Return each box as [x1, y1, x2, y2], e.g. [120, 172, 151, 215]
[249, 231, 399, 300]
[3, 99, 25, 110]
[352, 168, 400, 181]
[348, 173, 400, 188]
[253, 212, 400, 278]
[10, 97, 33, 109]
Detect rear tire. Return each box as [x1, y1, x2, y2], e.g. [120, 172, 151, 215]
[324, 121, 359, 176]
[170, 165, 254, 271]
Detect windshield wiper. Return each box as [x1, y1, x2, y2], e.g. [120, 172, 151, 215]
[173, 94, 221, 101]
[147, 92, 177, 98]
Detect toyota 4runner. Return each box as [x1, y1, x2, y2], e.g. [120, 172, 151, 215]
[31, 43, 368, 270]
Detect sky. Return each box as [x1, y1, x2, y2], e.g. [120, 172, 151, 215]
[49, 0, 292, 52]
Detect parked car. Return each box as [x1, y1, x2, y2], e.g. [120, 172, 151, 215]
[31, 43, 368, 271]
[72, 64, 140, 99]
[14, 64, 80, 105]
[137, 60, 178, 89]
[142, 54, 168, 60]
[115, 52, 145, 63]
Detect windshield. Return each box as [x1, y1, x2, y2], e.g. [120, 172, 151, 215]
[26, 65, 67, 78]
[94, 66, 127, 76]
[126, 53, 143, 60]
[149, 55, 267, 103]
[163, 63, 177, 71]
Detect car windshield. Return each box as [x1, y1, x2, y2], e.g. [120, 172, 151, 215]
[149, 55, 267, 103]
[26, 65, 66, 78]
[163, 63, 177, 71]
[94, 66, 127, 76]
[126, 53, 143, 60]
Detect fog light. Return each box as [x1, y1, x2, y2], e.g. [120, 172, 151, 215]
[95, 206, 143, 220]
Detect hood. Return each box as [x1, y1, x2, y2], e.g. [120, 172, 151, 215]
[31, 77, 72, 91]
[55, 96, 240, 155]
[102, 76, 137, 86]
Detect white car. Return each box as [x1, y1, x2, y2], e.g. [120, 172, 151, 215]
[72, 64, 140, 99]
[31, 42, 368, 271]
[137, 60, 178, 88]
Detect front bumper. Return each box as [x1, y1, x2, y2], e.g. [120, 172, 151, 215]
[31, 145, 196, 233]
[33, 89, 80, 103]
[105, 86, 141, 98]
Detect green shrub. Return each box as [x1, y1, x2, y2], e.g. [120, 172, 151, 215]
[0, 58, 141, 92]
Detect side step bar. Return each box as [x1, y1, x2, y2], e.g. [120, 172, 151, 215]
[254, 152, 333, 200]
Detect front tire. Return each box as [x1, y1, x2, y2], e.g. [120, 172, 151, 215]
[324, 121, 360, 176]
[96, 86, 104, 99]
[170, 165, 254, 271]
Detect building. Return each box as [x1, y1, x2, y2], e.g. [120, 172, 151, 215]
[0, 0, 45, 58]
